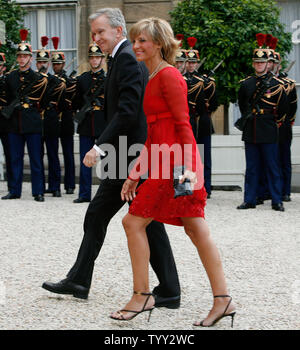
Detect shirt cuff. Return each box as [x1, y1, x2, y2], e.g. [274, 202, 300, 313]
[93, 144, 106, 156]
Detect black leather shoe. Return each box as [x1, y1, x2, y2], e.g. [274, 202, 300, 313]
[153, 294, 180, 309]
[34, 195, 45, 202]
[207, 193, 211, 199]
[53, 190, 62, 197]
[272, 203, 285, 212]
[256, 198, 264, 205]
[42, 279, 89, 299]
[237, 202, 256, 209]
[1, 193, 20, 200]
[66, 189, 74, 194]
[282, 195, 291, 202]
[73, 197, 90, 203]
[44, 189, 53, 194]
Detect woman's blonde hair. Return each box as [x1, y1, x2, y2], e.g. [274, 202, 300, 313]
[129, 17, 180, 65]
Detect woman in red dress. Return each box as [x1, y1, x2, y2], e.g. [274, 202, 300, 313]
[110, 17, 236, 327]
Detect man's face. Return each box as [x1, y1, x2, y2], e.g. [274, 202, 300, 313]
[52, 63, 64, 74]
[17, 54, 32, 70]
[273, 62, 279, 74]
[36, 61, 49, 72]
[89, 56, 103, 70]
[91, 15, 123, 54]
[186, 61, 197, 73]
[253, 61, 268, 75]
[175, 61, 185, 70]
[267, 60, 274, 72]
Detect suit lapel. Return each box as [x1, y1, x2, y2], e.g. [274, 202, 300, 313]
[104, 40, 131, 120]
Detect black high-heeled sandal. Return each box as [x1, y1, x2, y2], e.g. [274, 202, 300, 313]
[110, 291, 155, 322]
[194, 295, 236, 328]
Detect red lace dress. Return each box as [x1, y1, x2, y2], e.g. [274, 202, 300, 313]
[128, 66, 207, 226]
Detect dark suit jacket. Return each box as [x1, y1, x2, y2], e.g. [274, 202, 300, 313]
[95, 40, 148, 178]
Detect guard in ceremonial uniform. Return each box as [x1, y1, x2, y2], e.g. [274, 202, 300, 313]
[51, 37, 76, 194]
[0, 48, 13, 192]
[274, 46, 298, 202]
[183, 37, 205, 137]
[237, 33, 288, 211]
[184, 37, 217, 198]
[73, 42, 106, 203]
[175, 34, 187, 74]
[198, 73, 218, 198]
[37, 36, 66, 197]
[1, 29, 48, 201]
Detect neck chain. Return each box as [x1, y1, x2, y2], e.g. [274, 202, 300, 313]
[149, 60, 164, 80]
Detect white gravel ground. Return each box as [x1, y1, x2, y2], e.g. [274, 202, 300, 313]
[0, 181, 299, 330]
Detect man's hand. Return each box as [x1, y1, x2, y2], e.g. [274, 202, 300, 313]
[83, 148, 98, 168]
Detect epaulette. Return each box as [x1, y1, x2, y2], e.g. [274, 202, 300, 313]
[194, 75, 204, 82]
[239, 76, 252, 83]
[209, 77, 215, 82]
[41, 73, 48, 78]
[183, 76, 188, 81]
[273, 76, 285, 84]
[286, 78, 296, 83]
[5, 68, 17, 75]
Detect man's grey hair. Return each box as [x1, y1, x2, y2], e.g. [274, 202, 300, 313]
[88, 8, 127, 37]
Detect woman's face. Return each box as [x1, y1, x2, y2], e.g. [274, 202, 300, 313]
[132, 31, 161, 62]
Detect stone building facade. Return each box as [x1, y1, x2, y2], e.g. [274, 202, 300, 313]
[78, 0, 178, 71]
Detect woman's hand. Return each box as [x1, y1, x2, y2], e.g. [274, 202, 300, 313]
[121, 179, 138, 202]
[179, 169, 197, 190]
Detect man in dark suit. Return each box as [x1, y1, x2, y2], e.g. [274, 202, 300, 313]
[42, 8, 181, 309]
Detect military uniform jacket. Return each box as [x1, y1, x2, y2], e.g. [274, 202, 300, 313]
[0, 74, 9, 134]
[41, 73, 66, 137]
[5, 68, 48, 134]
[183, 72, 206, 133]
[57, 70, 76, 136]
[238, 74, 288, 144]
[278, 76, 297, 143]
[74, 69, 106, 138]
[200, 74, 218, 137]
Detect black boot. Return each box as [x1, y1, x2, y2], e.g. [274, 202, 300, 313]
[34, 195, 45, 202]
[272, 203, 285, 212]
[1, 193, 20, 200]
[237, 202, 256, 209]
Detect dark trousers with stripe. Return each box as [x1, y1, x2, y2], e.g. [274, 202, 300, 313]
[244, 142, 282, 205]
[279, 140, 292, 197]
[79, 135, 95, 200]
[60, 135, 75, 191]
[0, 133, 13, 191]
[7, 133, 44, 197]
[197, 135, 212, 195]
[44, 136, 61, 192]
